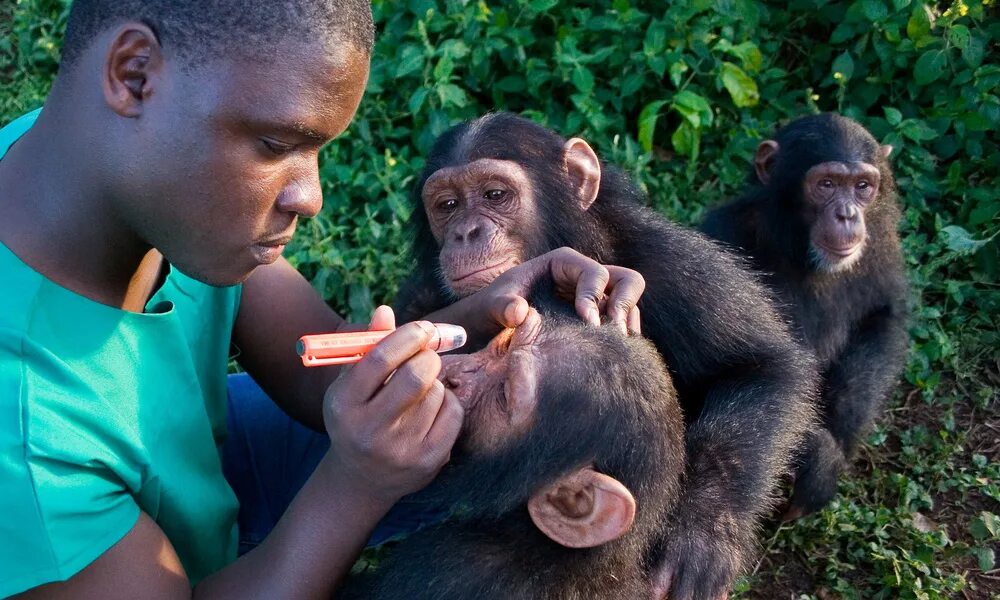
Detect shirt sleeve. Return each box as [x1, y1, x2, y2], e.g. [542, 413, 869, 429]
[0, 334, 142, 597]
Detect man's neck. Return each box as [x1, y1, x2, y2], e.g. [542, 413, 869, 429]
[0, 104, 158, 311]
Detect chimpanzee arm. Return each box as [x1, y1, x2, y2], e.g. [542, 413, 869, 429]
[822, 302, 909, 455]
[632, 224, 818, 600]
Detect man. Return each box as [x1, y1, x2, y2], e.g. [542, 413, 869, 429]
[0, 1, 643, 598]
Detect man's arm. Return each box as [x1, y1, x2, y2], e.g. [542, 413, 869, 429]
[15, 321, 462, 599]
[232, 257, 348, 431]
[234, 249, 645, 430]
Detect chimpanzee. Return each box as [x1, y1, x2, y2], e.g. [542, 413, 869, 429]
[338, 304, 685, 599]
[394, 112, 818, 599]
[700, 113, 909, 519]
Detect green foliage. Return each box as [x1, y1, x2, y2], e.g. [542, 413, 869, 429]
[2, 0, 998, 597]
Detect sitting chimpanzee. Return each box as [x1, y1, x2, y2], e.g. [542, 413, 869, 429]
[338, 304, 685, 599]
[701, 113, 909, 519]
[395, 112, 818, 599]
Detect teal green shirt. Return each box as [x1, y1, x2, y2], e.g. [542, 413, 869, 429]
[0, 110, 241, 595]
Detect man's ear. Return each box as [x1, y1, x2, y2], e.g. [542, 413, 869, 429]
[102, 24, 164, 118]
[562, 138, 602, 211]
[754, 140, 780, 185]
[881, 144, 894, 159]
[527, 467, 636, 548]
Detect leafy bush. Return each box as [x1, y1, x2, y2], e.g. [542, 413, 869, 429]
[3, 0, 997, 597]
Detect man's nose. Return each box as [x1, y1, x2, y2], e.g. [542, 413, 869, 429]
[276, 168, 323, 218]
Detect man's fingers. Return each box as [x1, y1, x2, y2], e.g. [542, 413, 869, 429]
[344, 321, 435, 403]
[372, 348, 442, 415]
[369, 304, 396, 331]
[423, 388, 464, 458]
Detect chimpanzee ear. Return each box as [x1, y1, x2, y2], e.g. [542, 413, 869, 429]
[881, 144, 893, 159]
[754, 140, 780, 185]
[527, 467, 636, 548]
[562, 138, 602, 211]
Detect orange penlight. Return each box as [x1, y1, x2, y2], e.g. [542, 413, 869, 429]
[296, 324, 468, 367]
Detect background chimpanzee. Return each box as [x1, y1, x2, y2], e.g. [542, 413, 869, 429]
[394, 112, 817, 599]
[338, 302, 685, 599]
[700, 113, 909, 519]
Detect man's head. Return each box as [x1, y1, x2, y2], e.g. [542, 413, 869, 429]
[434, 306, 684, 549]
[51, 1, 374, 285]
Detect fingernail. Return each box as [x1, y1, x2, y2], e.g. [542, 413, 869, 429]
[588, 306, 600, 326]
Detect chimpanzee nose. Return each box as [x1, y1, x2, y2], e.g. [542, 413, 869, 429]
[453, 221, 481, 243]
[835, 203, 859, 223]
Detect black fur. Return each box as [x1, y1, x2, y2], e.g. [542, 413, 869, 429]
[395, 113, 818, 599]
[701, 113, 909, 515]
[339, 302, 685, 599]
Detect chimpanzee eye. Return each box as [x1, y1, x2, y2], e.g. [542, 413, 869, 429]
[484, 189, 507, 201]
[819, 179, 834, 188]
[438, 198, 458, 212]
[856, 181, 870, 190]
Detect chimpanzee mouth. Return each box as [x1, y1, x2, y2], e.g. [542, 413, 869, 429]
[814, 241, 861, 259]
[450, 259, 517, 285]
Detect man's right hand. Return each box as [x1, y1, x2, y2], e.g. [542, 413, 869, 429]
[321, 316, 465, 504]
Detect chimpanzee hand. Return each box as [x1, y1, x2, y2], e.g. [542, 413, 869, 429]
[472, 246, 645, 336]
[783, 429, 844, 520]
[650, 511, 744, 600]
[321, 317, 464, 504]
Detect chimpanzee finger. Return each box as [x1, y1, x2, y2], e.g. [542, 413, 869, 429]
[545, 248, 609, 326]
[485, 293, 530, 329]
[627, 305, 642, 336]
[604, 265, 645, 334]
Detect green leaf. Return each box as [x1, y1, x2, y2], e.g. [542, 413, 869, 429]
[408, 87, 429, 114]
[970, 547, 995, 572]
[571, 65, 595, 93]
[906, 5, 932, 40]
[884, 107, 903, 126]
[833, 51, 855, 81]
[947, 24, 971, 51]
[671, 120, 699, 158]
[638, 100, 668, 153]
[963, 35, 986, 67]
[436, 83, 468, 107]
[892, 0, 912, 9]
[913, 50, 947, 86]
[719, 62, 759, 108]
[941, 226, 997, 256]
[862, 0, 888, 22]
[672, 90, 713, 128]
[395, 45, 425, 78]
[668, 60, 689, 88]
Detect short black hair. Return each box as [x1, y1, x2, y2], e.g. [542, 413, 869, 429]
[61, 0, 375, 68]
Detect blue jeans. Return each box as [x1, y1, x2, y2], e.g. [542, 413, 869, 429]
[221, 373, 447, 555]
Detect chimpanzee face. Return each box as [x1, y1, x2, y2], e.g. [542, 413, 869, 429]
[801, 160, 881, 272]
[421, 158, 542, 297]
[438, 308, 545, 453]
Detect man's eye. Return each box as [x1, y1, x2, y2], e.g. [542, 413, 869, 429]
[484, 189, 507, 201]
[260, 138, 294, 156]
[438, 198, 458, 212]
